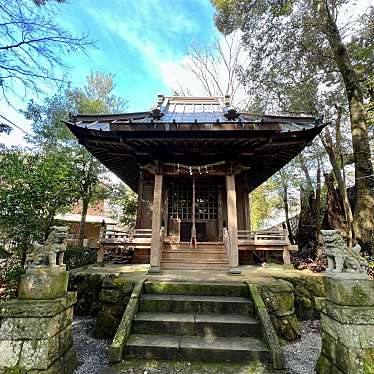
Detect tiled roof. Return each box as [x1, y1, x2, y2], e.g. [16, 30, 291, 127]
[68, 95, 321, 132]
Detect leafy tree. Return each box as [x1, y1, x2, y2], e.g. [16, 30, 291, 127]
[109, 184, 138, 228]
[0, 148, 81, 266]
[25, 72, 128, 246]
[212, 0, 374, 253]
[0, 0, 93, 102]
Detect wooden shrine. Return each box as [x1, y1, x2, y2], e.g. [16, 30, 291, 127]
[65, 95, 325, 273]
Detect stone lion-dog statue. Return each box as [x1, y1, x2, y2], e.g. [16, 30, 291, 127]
[321, 229, 368, 275]
[27, 226, 69, 270]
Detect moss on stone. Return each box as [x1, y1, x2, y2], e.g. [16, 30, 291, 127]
[69, 273, 103, 316]
[4, 367, 27, 374]
[95, 310, 119, 339]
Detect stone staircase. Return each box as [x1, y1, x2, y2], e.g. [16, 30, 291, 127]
[123, 281, 272, 364]
[160, 243, 229, 270]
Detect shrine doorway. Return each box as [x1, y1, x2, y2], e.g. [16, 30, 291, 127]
[167, 178, 221, 242]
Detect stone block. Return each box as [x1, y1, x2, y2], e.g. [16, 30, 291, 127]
[95, 310, 119, 339]
[99, 289, 124, 304]
[19, 335, 59, 370]
[59, 324, 73, 356]
[334, 343, 374, 374]
[320, 331, 337, 363]
[62, 346, 78, 373]
[0, 315, 61, 340]
[315, 297, 326, 313]
[325, 300, 374, 324]
[18, 270, 69, 300]
[59, 306, 73, 331]
[324, 277, 374, 306]
[321, 314, 374, 348]
[258, 279, 295, 317]
[0, 293, 76, 319]
[0, 340, 22, 368]
[113, 278, 135, 295]
[316, 353, 344, 374]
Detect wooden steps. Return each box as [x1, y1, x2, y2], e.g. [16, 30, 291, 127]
[160, 243, 229, 270]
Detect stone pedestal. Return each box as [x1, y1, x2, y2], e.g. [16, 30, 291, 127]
[0, 291, 77, 373]
[316, 276, 374, 374]
[0, 264, 78, 374]
[18, 267, 69, 300]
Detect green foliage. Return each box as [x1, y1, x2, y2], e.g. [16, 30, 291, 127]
[0, 149, 82, 257]
[24, 71, 129, 245]
[109, 184, 138, 227]
[250, 182, 278, 231]
[64, 245, 97, 270]
[0, 255, 25, 301]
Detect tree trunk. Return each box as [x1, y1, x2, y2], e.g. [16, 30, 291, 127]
[320, 127, 354, 246]
[78, 157, 95, 247]
[78, 197, 89, 247]
[315, 160, 322, 241]
[321, 3, 374, 253]
[283, 183, 295, 244]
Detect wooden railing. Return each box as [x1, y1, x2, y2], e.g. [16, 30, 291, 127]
[100, 228, 152, 243]
[237, 229, 288, 244]
[97, 228, 152, 264]
[237, 228, 297, 266]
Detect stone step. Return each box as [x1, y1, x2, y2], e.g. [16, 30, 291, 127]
[133, 312, 261, 337]
[125, 334, 270, 363]
[144, 281, 249, 297]
[160, 261, 229, 271]
[139, 293, 253, 314]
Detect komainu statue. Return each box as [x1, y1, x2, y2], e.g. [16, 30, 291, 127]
[321, 229, 368, 275]
[27, 226, 69, 270]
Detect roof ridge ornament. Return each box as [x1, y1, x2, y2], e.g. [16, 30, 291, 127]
[148, 108, 164, 120]
[224, 108, 240, 121]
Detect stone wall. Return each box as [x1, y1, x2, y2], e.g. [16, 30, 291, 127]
[68, 272, 136, 339]
[0, 292, 77, 373]
[69, 271, 326, 342]
[316, 276, 374, 374]
[279, 273, 325, 320]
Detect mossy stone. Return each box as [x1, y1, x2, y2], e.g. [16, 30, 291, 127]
[95, 310, 119, 339]
[99, 289, 124, 304]
[71, 274, 103, 316]
[259, 280, 295, 316]
[324, 277, 374, 306]
[18, 271, 69, 300]
[113, 278, 135, 295]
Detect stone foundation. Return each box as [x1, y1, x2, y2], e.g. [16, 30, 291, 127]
[0, 292, 77, 373]
[316, 276, 374, 374]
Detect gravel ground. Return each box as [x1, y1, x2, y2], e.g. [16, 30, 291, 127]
[73, 317, 111, 374]
[283, 320, 322, 374]
[73, 318, 321, 374]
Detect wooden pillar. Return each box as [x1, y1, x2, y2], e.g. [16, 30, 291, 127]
[135, 171, 144, 228]
[282, 225, 292, 268]
[226, 174, 241, 274]
[149, 173, 163, 273]
[191, 178, 196, 247]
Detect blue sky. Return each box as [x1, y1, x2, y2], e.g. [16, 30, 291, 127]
[0, 0, 218, 146]
[56, 0, 217, 111]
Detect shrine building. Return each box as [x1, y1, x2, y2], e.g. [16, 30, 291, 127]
[65, 95, 325, 274]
